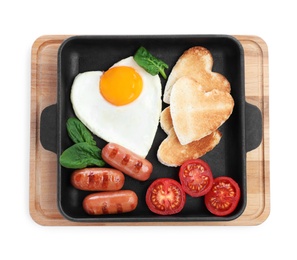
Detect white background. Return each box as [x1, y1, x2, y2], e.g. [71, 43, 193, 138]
[1, 0, 294, 259]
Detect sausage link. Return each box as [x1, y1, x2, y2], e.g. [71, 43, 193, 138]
[83, 190, 138, 215]
[71, 168, 125, 191]
[102, 143, 153, 181]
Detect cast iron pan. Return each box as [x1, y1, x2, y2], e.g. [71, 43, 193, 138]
[40, 35, 263, 222]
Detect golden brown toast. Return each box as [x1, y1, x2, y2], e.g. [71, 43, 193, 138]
[159, 106, 172, 134]
[157, 128, 222, 167]
[163, 46, 231, 104]
[158, 105, 222, 167]
[170, 77, 234, 145]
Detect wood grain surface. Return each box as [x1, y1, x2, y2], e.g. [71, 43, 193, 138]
[29, 35, 270, 226]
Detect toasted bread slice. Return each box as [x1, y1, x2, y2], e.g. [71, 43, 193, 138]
[163, 46, 231, 104]
[158, 106, 222, 166]
[159, 106, 172, 134]
[157, 128, 222, 167]
[170, 77, 234, 145]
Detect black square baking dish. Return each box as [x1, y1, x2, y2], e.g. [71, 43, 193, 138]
[40, 35, 263, 223]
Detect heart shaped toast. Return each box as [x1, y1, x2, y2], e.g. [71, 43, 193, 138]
[170, 77, 234, 145]
[163, 46, 231, 104]
[157, 106, 222, 166]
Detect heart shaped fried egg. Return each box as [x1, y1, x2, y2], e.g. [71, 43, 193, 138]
[71, 57, 162, 157]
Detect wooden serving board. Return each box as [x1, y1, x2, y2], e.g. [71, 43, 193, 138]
[29, 35, 270, 226]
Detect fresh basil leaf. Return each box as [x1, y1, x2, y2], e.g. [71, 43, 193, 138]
[133, 46, 168, 79]
[59, 142, 105, 169]
[66, 117, 96, 146]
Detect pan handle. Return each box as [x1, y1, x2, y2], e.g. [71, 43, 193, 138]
[40, 104, 57, 153]
[245, 102, 263, 152]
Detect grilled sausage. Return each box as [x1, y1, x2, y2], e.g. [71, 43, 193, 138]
[71, 168, 125, 191]
[102, 143, 153, 181]
[83, 190, 138, 215]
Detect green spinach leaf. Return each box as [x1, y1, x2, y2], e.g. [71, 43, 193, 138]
[66, 117, 96, 145]
[59, 142, 105, 169]
[133, 46, 168, 79]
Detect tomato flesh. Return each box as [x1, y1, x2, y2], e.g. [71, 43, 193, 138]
[204, 176, 240, 216]
[179, 159, 213, 197]
[146, 178, 186, 215]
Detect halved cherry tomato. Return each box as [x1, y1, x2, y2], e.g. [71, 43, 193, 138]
[204, 176, 240, 216]
[178, 159, 213, 197]
[145, 178, 186, 215]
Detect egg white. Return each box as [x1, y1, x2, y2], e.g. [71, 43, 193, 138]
[70, 57, 162, 158]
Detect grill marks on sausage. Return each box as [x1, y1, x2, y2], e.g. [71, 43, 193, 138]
[116, 203, 123, 213]
[122, 155, 143, 173]
[122, 154, 130, 165]
[86, 171, 109, 189]
[109, 147, 143, 173]
[101, 202, 125, 214]
[102, 202, 109, 214]
[87, 171, 95, 185]
[109, 148, 118, 159]
[102, 172, 109, 189]
[133, 161, 143, 173]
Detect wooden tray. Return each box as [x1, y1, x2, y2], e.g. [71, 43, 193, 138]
[29, 35, 270, 226]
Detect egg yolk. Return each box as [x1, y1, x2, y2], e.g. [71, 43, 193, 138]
[100, 66, 143, 106]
